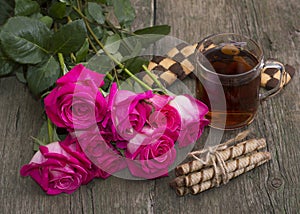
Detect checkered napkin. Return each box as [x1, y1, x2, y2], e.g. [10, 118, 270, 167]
[140, 42, 295, 90]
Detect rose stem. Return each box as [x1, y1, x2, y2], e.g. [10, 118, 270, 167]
[142, 65, 168, 94]
[87, 36, 98, 53]
[106, 73, 114, 82]
[72, 6, 152, 91]
[47, 117, 54, 143]
[57, 53, 67, 76]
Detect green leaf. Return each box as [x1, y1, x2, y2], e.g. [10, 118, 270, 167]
[50, 19, 87, 54]
[27, 56, 60, 96]
[29, 12, 43, 19]
[134, 25, 171, 35]
[76, 38, 89, 63]
[0, 45, 21, 77]
[87, 54, 114, 74]
[87, 2, 105, 24]
[112, 52, 123, 62]
[0, 0, 14, 25]
[16, 68, 27, 84]
[88, 0, 107, 3]
[32, 136, 47, 151]
[124, 57, 149, 74]
[111, 0, 135, 28]
[58, 0, 74, 6]
[133, 25, 171, 47]
[105, 34, 121, 54]
[32, 121, 60, 151]
[49, 2, 66, 19]
[0, 16, 52, 64]
[15, 0, 40, 16]
[32, 121, 48, 151]
[39, 16, 53, 28]
[91, 25, 103, 39]
[119, 38, 142, 60]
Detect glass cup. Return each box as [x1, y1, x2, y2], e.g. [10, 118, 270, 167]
[195, 33, 284, 130]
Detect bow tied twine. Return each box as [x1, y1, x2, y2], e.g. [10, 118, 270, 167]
[188, 130, 251, 187]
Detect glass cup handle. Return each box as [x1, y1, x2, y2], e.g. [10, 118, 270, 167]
[259, 60, 285, 100]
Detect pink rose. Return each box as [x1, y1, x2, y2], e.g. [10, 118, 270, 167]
[148, 94, 173, 110]
[76, 129, 127, 175]
[98, 83, 125, 143]
[20, 136, 106, 195]
[148, 103, 181, 141]
[98, 116, 128, 149]
[111, 90, 153, 140]
[169, 95, 209, 147]
[126, 130, 176, 179]
[56, 64, 105, 87]
[44, 64, 107, 130]
[98, 117, 122, 143]
[60, 135, 110, 179]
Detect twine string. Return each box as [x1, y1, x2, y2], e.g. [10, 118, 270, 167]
[189, 130, 250, 186]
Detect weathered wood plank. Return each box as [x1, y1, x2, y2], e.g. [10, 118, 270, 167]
[251, 0, 300, 213]
[0, 0, 299, 213]
[131, 0, 154, 30]
[154, 0, 300, 213]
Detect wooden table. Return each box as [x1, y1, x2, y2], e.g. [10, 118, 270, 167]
[1, 0, 299, 213]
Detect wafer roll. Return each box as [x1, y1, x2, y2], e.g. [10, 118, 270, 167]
[184, 151, 270, 187]
[175, 186, 190, 196]
[189, 158, 270, 195]
[174, 156, 270, 196]
[175, 138, 266, 176]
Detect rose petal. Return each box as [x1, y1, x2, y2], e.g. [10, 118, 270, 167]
[56, 64, 105, 88]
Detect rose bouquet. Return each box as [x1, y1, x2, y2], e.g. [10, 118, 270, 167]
[20, 64, 209, 195]
[1, 0, 209, 195]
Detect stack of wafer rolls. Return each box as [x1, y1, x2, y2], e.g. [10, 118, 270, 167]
[169, 137, 271, 196]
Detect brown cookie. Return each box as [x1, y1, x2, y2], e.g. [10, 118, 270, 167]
[261, 64, 296, 90]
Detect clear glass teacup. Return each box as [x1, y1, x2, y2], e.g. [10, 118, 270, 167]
[195, 33, 284, 130]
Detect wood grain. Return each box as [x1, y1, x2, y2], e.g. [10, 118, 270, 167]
[154, 0, 300, 213]
[0, 0, 299, 213]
